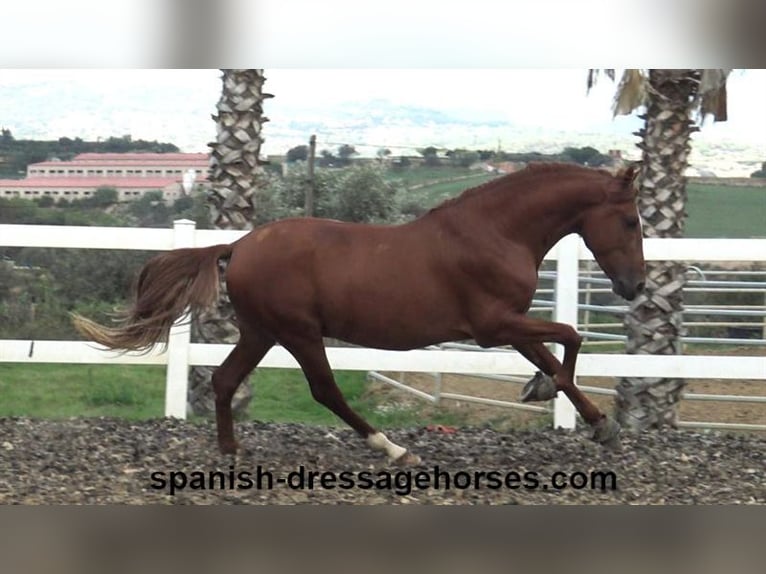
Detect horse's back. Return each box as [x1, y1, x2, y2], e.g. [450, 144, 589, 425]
[230, 217, 410, 275]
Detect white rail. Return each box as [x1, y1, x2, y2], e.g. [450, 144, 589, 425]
[1, 221, 765, 430]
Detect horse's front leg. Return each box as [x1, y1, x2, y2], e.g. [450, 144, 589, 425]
[474, 314, 620, 447]
[475, 313, 583, 400]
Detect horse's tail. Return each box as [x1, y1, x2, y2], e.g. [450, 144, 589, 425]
[72, 243, 234, 353]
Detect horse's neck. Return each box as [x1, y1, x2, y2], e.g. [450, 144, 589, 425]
[486, 176, 598, 264]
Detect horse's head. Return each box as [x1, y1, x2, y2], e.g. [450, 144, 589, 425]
[579, 165, 646, 301]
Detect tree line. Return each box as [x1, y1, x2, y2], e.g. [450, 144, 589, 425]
[0, 131, 179, 178]
[285, 143, 618, 169]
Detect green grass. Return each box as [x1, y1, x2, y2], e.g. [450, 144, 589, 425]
[0, 364, 165, 419]
[410, 173, 497, 208]
[0, 363, 468, 428]
[386, 166, 496, 207]
[248, 368, 467, 428]
[247, 368, 363, 425]
[686, 183, 766, 238]
[392, 170, 766, 238]
[385, 166, 477, 187]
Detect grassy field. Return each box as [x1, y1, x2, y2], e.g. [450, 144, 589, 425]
[686, 183, 766, 238]
[0, 364, 166, 419]
[400, 168, 766, 238]
[408, 173, 496, 208]
[385, 166, 477, 187]
[0, 363, 468, 428]
[387, 166, 496, 207]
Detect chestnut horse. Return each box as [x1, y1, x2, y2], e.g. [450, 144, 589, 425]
[74, 163, 645, 464]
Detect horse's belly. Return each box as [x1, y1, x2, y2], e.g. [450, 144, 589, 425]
[321, 292, 469, 351]
[327, 324, 463, 351]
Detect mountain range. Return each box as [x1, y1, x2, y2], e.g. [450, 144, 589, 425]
[1, 80, 762, 177]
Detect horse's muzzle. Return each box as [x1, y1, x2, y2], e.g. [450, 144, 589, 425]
[613, 279, 645, 301]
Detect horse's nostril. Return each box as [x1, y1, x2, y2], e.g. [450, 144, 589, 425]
[636, 281, 645, 293]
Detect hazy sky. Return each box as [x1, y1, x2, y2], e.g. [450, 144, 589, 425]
[1, 69, 764, 154]
[267, 69, 765, 138]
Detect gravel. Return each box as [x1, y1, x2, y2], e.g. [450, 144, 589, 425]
[0, 417, 763, 504]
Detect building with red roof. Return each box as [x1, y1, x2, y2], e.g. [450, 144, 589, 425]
[1, 152, 209, 203]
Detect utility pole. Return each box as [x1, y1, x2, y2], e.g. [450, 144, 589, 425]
[305, 134, 316, 217]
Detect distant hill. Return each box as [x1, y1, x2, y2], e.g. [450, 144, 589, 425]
[2, 79, 762, 177]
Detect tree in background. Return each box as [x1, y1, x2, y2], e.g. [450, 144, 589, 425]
[316, 144, 357, 168]
[419, 146, 441, 167]
[188, 69, 273, 418]
[561, 146, 611, 167]
[336, 144, 357, 167]
[376, 148, 392, 162]
[329, 165, 400, 222]
[317, 149, 336, 168]
[286, 145, 309, 163]
[90, 187, 119, 207]
[391, 156, 411, 171]
[446, 149, 480, 168]
[750, 161, 766, 178]
[589, 69, 729, 431]
[258, 163, 401, 225]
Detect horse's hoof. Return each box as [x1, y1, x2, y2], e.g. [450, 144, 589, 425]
[392, 450, 421, 466]
[590, 416, 621, 450]
[520, 371, 558, 402]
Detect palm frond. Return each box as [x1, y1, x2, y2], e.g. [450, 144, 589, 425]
[697, 69, 730, 122]
[586, 68, 616, 93]
[612, 69, 649, 116]
[698, 69, 731, 94]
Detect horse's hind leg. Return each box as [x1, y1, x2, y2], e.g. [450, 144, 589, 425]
[213, 328, 274, 454]
[282, 336, 421, 465]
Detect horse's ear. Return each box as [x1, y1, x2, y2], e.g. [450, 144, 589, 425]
[606, 163, 640, 203]
[618, 163, 641, 184]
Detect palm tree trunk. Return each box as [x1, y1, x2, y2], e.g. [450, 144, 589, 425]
[188, 69, 272, 417]
[615, 69, 701, 431]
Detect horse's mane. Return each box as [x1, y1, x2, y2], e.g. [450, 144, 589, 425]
[427, 162, 607, 215]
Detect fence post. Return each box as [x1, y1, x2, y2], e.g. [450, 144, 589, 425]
[553, 234, 579, 429]
[432, 372, 442, 404]
[164, 219, 197, 419]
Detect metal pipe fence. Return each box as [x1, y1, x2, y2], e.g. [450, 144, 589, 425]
[369, 261, 766, 431]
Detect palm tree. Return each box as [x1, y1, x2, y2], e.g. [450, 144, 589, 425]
[589, 69, 729, 431]
[188, 69, 273, 417]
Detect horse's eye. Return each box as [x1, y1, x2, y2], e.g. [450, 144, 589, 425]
[625, 217, 640, 228]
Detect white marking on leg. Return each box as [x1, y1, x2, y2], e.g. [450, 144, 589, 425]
[367, 432, 407, 461]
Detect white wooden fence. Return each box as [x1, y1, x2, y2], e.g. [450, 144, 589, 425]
[1, 220, 765, 429]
